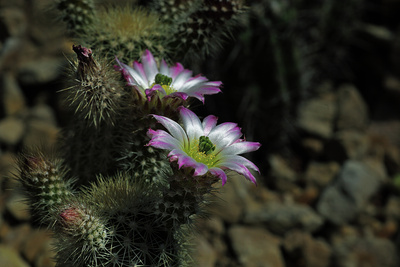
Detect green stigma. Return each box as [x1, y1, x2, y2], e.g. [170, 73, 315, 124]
[154, 73, 172, 86]
[152, 73, 176, 95]
[198, 136, 215, 155]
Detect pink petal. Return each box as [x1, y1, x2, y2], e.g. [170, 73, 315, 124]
[142, 50, 159, 83]
[170, 63, 185, 79]
[209, 167, 228, 185]
[222, 141, 261, 155]
[178, 107, 203, 140]
[152, 115, 188, 147]
[202, 115, 218, 136]
[220, 161, 257, 185]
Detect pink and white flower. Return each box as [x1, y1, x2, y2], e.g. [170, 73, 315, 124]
[115, 50, 222, 102]
[147, 107, 261, 185]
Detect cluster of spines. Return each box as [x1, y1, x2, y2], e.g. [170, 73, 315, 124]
[64, 45, 126, 128]
[151, 0, 201, 23]
[55, 0, 95, 34]
[17, 150, 75, 225]
[155, 165, 219, 228]
[55, 201, 110, 267]
[82, 6, 171, 63]
[60, 45, 128, 185]
[80, 174, 183, 266]
[168, 0, 248, 60]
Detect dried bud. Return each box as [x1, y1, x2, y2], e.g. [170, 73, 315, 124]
[72, 44, 98, 77]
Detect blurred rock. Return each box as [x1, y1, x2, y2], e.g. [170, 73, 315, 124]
[207, 174, 254, 224]
[18, 58, 64, 85]
[301, 137, 325, 158]
[317, 185, 358, 225]
[2, 223, 31, 251]
[5, 192, 30, 221]
[192, 234, 218, 267]
[0, 244, 29, 267]
[336, 84, 369, 131]
[317, 160, 386, 225]
[1, 73, 26, 116]
[283, 230, 332, 267]
[0, 116, 25, 145]
[385, 196, 400, 220]
[244, 201, 324, 235]
[297, 90, 337, 138]
[333, 235, 398, 267]
[22, 229, 53, 264]
[305, 161, 340, 188]
[30, 104, 57, 125]
[229, 226, 284, 267]
[22, 120, 59, 149]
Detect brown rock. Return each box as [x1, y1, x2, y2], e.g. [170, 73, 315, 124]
[0, 244, 29, 267]
[192, 235, 218, 267]
[305, 161, 340, 188]
[0, 116, 25, 145]
[22, 119, 59, 149]
[283, 231, 332, 267]
[22, 229, 53, 264]
[229, 226, 284, 267]
[297, 90, 337, 138]
[5, 192, 30, 221]
[336, 84, 369, 131]
[1, 73, 26, 116]
[207, 174, 253, 223]
[2, 223, 31, 251]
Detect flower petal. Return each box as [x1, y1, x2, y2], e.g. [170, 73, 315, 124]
[147, 129, 180, 150]
[220, 161, 257, 185]
[152, 115, 188, 147]
[142, 50, 159, 84]
[202, 115, 218, 136]
[178, 107, 204, 140]
[209, 167, 228, 185]
[221, 141, 261, 155]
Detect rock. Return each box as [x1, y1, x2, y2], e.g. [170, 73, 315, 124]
[317, 185, 358, 225]
[317, 160, 386, 225]
[283, 230, 332, 267]
[336, 85, 369, 131]
[192, 235, 218, 267]
[22, 119, 59, 149]
[297, 90, 337, 138]
[0, 245, 29, 267]
[5, 193, 30, 221]
[207, 174, 253, 224]
[0, 152, 18, 190]
[1, 73, 26, 116]
[301, 137, 325, 158]
[18, 58, 64, 85]
[0, 116, 25, 145]
[338, 160, 385, 207]
[21, 229, 53, 264]
[229, 226, 285, 267]
[244, 201, 324, 235]
[385, 196, 400, 220]
[29, 104, 57, 125]
[2, 223, 31, 251]
[305, 161, 340, 188]
[335, 130, 370, 160]
[333, 235, 398, 267]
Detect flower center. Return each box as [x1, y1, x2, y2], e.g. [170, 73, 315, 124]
[187, 136, 217, 167]
[152, 73, 176, 95]
[198, 136, 215, 155]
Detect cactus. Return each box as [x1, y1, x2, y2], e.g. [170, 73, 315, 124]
[16, 1, 260, 266]
[55, 0, 96, 34]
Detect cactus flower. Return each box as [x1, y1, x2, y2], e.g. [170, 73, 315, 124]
[147, 107, 261, 185]
[115, 50, 222, 102]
